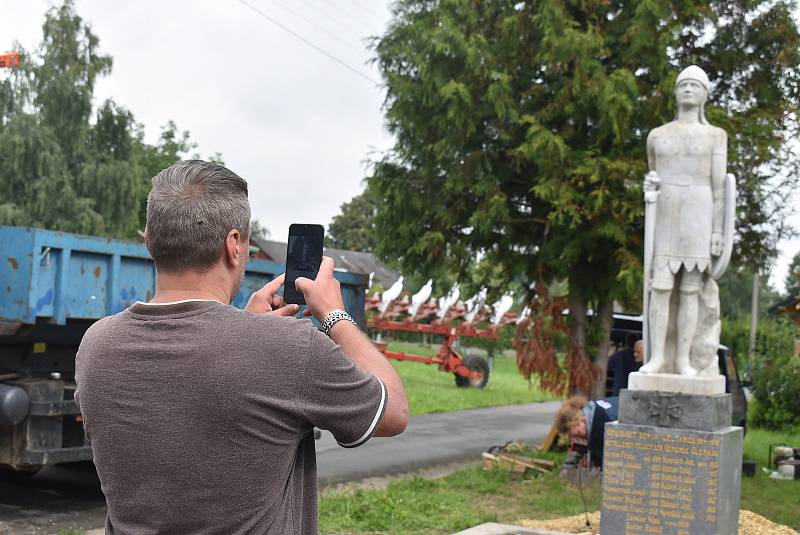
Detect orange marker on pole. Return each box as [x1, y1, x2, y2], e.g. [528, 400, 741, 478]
[0, 52, 20, 69]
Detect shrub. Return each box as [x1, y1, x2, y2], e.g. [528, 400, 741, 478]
[721, 316, 796, 370]
[742, 318, 800, 429]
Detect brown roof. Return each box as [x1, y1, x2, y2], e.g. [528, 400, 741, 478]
[249, 236, 400, 289]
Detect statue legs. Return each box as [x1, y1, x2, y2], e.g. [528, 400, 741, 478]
[642, 268, 704, 375]
[675, 289, 699, 375]
[641, 288, 670, 373]
[674, 270, 702, 375]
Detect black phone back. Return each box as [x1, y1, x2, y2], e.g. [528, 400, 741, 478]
[284, 224, 324, 305]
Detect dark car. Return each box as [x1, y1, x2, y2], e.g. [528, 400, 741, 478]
[608, 314, 747, 430]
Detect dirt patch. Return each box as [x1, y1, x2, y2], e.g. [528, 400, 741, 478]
[518, 509, 798, 535]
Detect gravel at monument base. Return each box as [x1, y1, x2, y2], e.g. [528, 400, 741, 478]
[518, 509, 798, 535]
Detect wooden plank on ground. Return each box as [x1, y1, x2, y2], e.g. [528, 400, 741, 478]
[482, 452, 552, 474]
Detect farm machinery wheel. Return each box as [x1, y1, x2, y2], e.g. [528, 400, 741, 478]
[454, 355, 490, 389]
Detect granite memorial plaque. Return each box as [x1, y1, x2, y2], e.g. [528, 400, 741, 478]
[600, 423, 742, 535]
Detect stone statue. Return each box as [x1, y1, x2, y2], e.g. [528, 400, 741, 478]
[639, 65, 736, 378]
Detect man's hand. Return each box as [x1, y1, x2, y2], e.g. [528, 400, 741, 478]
[245, 274, 300, 317]
[295, 257, 345, 322]
[710, 232, 723, 256]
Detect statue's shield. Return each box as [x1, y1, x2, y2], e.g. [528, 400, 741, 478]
[710, 173, 736, 280]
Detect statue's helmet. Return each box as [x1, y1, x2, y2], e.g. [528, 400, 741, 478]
[675, 65, 711, 124]
[675, 65, 711, 94]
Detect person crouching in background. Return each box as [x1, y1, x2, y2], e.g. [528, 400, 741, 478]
[554, 395, 619, 469]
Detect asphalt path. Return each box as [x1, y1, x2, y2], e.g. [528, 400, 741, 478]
[0, 401, 559, 534]
[316, 401, 560, 485]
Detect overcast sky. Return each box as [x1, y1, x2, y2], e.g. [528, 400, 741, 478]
[2, 1, 798, 293]
[1, 0, 393, 244]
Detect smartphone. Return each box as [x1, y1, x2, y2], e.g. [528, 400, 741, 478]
[284, 224, 324, 305]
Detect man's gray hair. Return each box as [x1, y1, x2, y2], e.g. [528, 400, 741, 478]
[146, 160, 250, 272]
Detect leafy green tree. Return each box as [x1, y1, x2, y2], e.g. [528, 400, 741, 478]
[717, 264, 781, 321]
[132, 121, 199, 233]
[76, 100, 142, 237]
[0, 114, 101, 233]
[250, 219, 270, 239]
[786, 251, 800, 298]
[0, 1, 208, 240]
[35, 1, 112, 175]
[326, 188, 378, 251]
[136, 120, 197, 181]
[369, 0, 800, 396]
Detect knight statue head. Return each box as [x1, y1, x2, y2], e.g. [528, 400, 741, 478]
[675, 65, 711, 124]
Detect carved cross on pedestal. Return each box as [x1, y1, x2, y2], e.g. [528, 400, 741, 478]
[648, 397, 682, 426]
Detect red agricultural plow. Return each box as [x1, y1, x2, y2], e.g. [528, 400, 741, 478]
[366, 281, 520, 388]
[370, 318, 499, 387]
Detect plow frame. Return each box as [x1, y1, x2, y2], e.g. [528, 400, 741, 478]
[369, 318, 498, 383]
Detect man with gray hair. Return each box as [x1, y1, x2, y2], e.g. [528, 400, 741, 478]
[75, 160, 408, 534]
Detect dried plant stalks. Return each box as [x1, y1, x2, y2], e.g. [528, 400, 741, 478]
[515, 286, 597, 396]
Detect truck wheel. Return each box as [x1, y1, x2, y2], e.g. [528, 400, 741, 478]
[454, 355, 490, 389]
[0, 466, 39, 481]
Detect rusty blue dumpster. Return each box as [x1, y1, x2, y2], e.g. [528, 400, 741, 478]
[0, 225, 368, 470]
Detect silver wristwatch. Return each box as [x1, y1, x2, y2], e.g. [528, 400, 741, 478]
[321, 309, 358, 336]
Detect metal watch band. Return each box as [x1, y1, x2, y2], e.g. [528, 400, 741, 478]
[321, 309, 358, 336]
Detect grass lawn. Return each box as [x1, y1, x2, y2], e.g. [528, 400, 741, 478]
[386, 341, 553, 417]
[320, 427, 800, 535]
[740, 426, 800, 529]
[320, 450, 599, 535]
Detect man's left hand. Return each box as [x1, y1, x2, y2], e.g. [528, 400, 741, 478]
[245, 274, 300, 317]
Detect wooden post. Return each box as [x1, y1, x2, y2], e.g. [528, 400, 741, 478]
[748, 270, 759, 357]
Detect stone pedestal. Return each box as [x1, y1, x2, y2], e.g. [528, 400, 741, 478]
[618, 390, 731, 431]
[628, 372, 726, 396]
[600, 390, 743, 535]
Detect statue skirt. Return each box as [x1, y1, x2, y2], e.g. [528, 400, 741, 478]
[653, 180, 712, 274]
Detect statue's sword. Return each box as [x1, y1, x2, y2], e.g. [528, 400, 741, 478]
[642, 172, 660, 366]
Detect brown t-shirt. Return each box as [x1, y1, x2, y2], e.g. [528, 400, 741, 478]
[75, 300, 386, 535]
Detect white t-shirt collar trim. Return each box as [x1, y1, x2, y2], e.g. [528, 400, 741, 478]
[134, 298, 225, 306]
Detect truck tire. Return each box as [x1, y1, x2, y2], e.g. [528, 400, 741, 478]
[454, 355, 490, 389]
[0, 465, 39, 481]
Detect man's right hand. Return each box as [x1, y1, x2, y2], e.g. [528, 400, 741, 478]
[299, 256, 409, 438]
[295, 257, 345, 322]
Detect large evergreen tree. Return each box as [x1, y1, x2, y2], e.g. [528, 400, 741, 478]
[368, 0, 800, 395]
[326, 188, 378, 252]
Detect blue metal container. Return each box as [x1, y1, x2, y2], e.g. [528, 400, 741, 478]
[0, 225, 369, 470]
[0, 226, 368, 331]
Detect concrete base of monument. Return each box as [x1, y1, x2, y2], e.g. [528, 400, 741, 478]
[628, 371, 725, 395]
[619, 390, 732, 431]
[600, 423, 743, 535]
